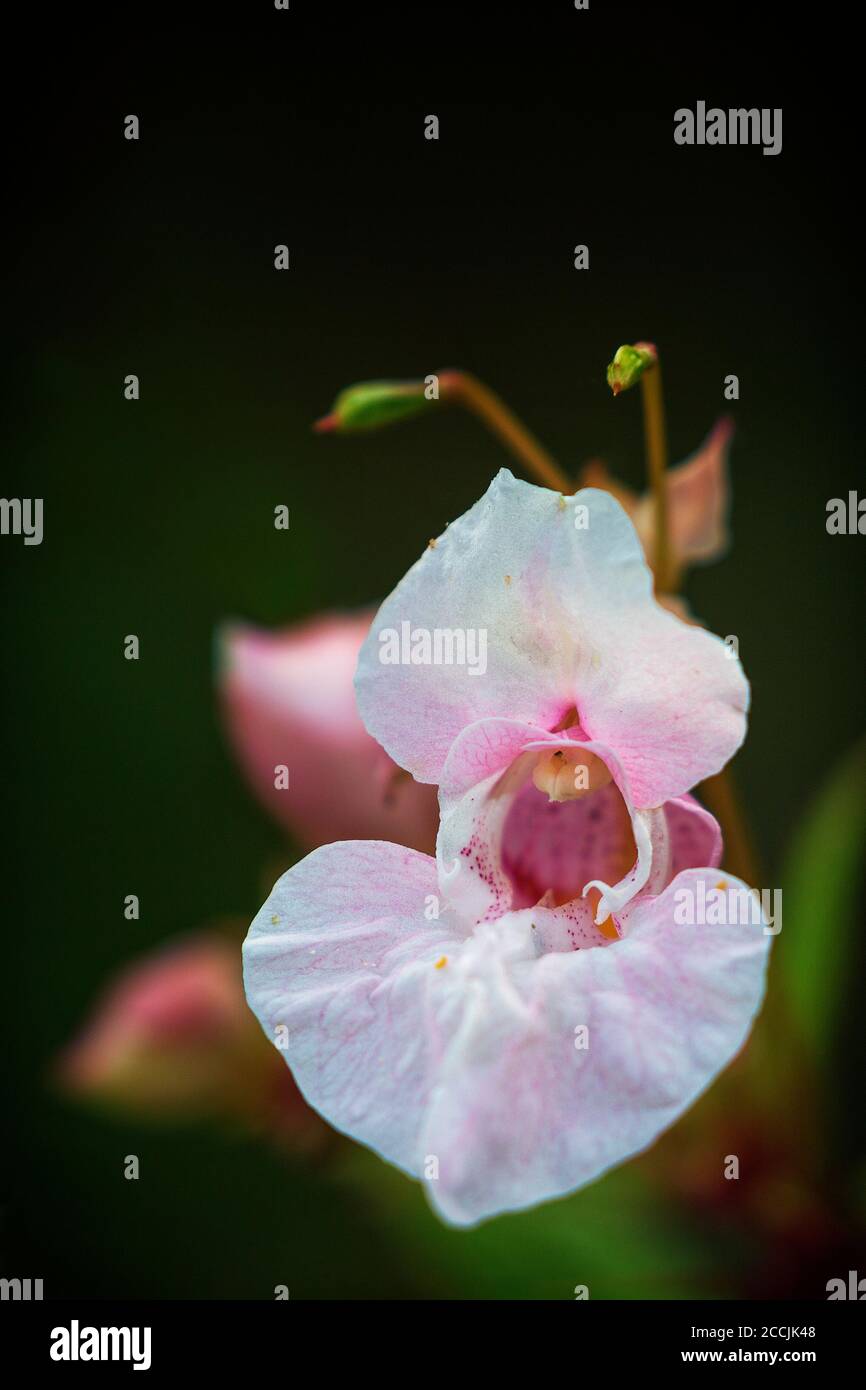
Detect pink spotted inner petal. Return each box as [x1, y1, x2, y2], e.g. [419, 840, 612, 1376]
[501, 780, 636, 917]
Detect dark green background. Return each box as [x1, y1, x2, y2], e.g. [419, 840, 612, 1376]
[3, 15, 863, 1297]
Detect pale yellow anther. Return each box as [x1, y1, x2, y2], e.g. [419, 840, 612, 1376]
[532, 747, 613, 803]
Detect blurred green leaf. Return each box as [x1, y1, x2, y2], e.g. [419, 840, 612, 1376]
[780, 736, 866, 1063]
[336, 1149, 727, 1299]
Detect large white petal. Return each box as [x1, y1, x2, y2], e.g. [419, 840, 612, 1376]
[422, 868, 770, 1224]
[245, 845, 770, 1227]
[355, 470, 748, 806]
[243, 841, 462, 1173]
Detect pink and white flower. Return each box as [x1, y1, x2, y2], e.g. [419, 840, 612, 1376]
[244, 470, 770, 1225]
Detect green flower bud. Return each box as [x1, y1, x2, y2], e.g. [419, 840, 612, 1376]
[314, 380, 430, 433]
[606, 342, 658, 396]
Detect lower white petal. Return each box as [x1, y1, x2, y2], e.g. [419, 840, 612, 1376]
[244, 846, 770, 1227]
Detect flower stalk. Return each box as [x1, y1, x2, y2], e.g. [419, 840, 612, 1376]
[697, 766, 760, 886]
[639, 358, 674, 593]
[437, 371, 572, 493]
[315, 371, 572, 495]
[606, 341, 673, 592]
[606, 340, 757, 881]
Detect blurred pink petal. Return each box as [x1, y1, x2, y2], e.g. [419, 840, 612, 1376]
[57, 930, 324, 1145]
[582, 417, 733, 573]
[218, 613, 439, 854]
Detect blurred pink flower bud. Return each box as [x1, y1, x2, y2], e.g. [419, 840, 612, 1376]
[56, 931, 324, 1146]
[218, 613, 439, 854]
